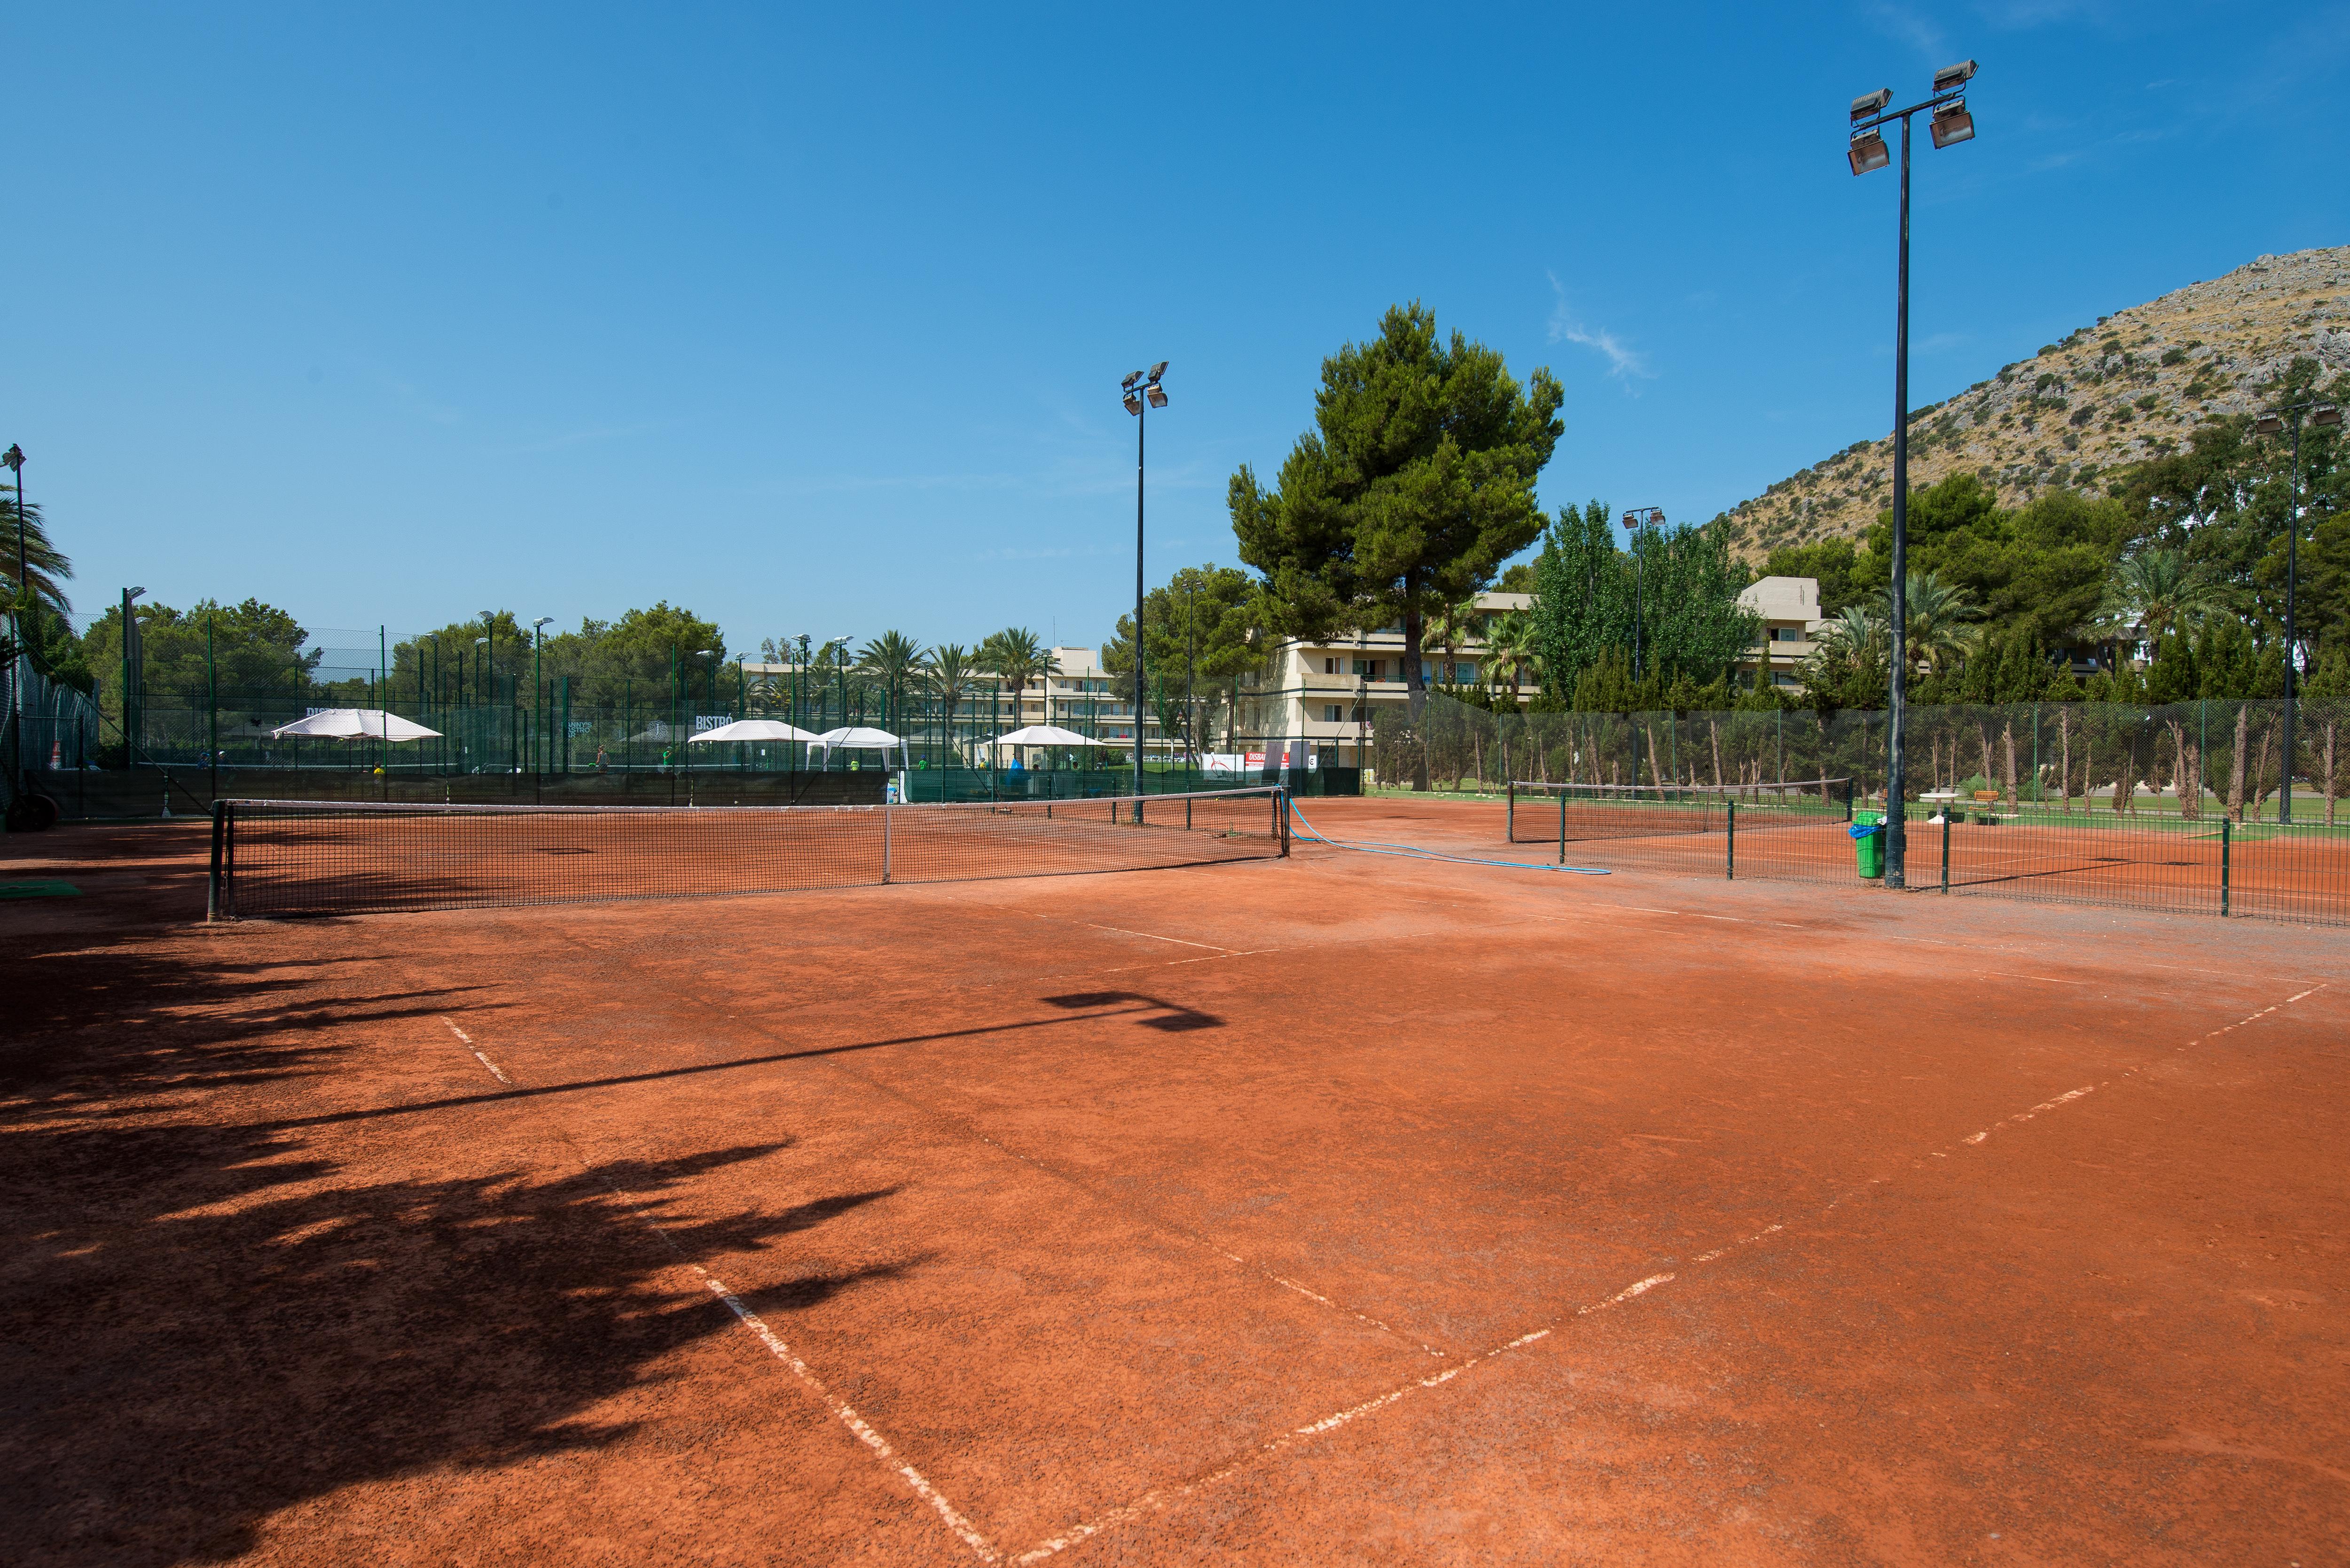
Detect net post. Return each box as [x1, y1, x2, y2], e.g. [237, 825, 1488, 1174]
[1725, 801, 1735, 881]
[1277, 787, 1290, 856]
[1506, 780, 1514, 842]
[2219, 817, 2230, 917]
[1558, 785, 1567, 866]
[1844, 778, 1854, 822]
[1941, 811, 1950, 893]
[207, 799, 226, 921]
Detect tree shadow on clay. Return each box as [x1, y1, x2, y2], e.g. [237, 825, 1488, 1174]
[0, 934, 909, 1567]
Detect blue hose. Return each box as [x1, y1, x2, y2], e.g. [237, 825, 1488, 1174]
[1288, 800, 1612, 877]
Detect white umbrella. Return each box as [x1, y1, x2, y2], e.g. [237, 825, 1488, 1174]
[986, 725, 1094, 748]
[687, 719, 823, 744]
[269, 708, 442, 741]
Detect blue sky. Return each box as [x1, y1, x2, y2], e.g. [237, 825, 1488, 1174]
[16, 2, 2348, 655]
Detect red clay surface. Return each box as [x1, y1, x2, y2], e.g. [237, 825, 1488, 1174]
[5, 814, 2348, 1565]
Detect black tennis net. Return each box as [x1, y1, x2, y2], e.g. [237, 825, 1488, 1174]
[1505, 777, 1854, 844]
[208, 786, 1289, 918]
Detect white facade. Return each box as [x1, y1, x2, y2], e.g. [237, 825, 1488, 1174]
[1236, 592, 1537, 762]
[1733, 576, 1827, 690]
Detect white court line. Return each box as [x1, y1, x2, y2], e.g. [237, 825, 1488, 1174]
[437, 1017, 1000, 1563]
[442, 1016, 512, 1084]
[694, 1266, 1000, 1562]
[1082, 922, 1228, 952]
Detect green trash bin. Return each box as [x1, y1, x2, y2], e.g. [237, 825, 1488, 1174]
[1851, 810, 1886, 879]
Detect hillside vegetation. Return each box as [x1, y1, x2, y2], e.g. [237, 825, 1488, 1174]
[1718, 245, 2350, 559]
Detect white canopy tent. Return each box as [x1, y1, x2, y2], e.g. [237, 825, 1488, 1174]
[812, 725, 910, 769]
[687, 719, 823, 745]
[270, 708, 442, 741]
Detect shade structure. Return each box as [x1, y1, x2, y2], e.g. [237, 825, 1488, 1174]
[813, 725, 910, 768]
[270, 708, 442, 741]
[687, 719, 823, 744]
[986, 725, 1094, 748]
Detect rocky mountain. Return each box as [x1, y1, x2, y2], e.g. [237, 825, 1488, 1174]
[1716, 244, 2350, 562]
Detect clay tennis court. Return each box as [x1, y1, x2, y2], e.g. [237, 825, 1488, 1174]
[6, 799, 2349, 1564]
[1372, 788, 2350, 924]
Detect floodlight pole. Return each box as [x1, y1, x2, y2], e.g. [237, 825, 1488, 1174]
[1889, 112, 1912, 886]
[1134, 388, 1148, 811]
[1850, 67, 1974, 887]
[1122, 363, 1167, 816]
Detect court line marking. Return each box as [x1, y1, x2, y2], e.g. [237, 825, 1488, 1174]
[440, 1020, 1001, 1564]
[441, 1016, 512, 1084]
[692, 1266, 1001, 1562]
[1082, 922, 1227, 952]
[1009, 979, 2333, 1561]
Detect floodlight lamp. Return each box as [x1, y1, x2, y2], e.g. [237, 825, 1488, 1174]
[475, 636, 488, 645]
[1849, 130, 1890, 175]
[2314, 407, 2344, 428]
[1147, 360, 1168, 382]
[1123, 392, 1143, 415]
[533, 616, 552, 629]
[1932, 59, 1978, 94]
[2256, 416, 2285, 435]
[1146, 383, 1168, 408]
[1850, 87, 1892, 123]
[129, 586, 147, 600]
[1121, 370, 1143, 390]
[1929, 100, 1975, 149]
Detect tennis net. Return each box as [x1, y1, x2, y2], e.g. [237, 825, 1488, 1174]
[209, 786, 1289, 919]
[1505, 777, 1854, 844]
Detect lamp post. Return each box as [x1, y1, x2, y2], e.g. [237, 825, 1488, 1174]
[1122, 361, 1168, 812]
[833, 638, 850, 738]
[2254, 400, 2344, 823]
[532, 617, 552, 783]
[1617, 507, 1666, 682]
[3, 445, 23, 791]
[1183, 574, 1197, 774]
[1847, 57, 1981, 888]
[794, 633, 812, 768]
[121, 586, 147, 763]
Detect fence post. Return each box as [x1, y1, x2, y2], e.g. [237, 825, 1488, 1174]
[2219, 817, 2230, 917]
[1558, 785, 1567, 865]
[1506, 779, 1514, 842]
[207, 800, 226, 921]
[220, 800, 236, 918]
[1941, 811, 1950, 893]
[1726, 801, 1736, 881]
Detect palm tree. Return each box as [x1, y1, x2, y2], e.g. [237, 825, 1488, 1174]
[926, 642, 978, 763]
[1482, 608, 1542, 701]
[1880, 571, 1976, 676]
[0, 492, 74, 628]
[978, 627, 1056, 739]
[1819, 604, 1884, 655]
[2097, 549, 2235, 651]
[855, 630, 928, 732]
[1424, 598, 1480, 689]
